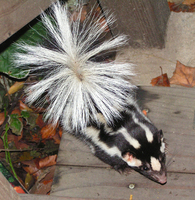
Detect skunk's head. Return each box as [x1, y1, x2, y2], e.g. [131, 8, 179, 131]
[86, 111, 167, 185]
[122, 129, 167, 185]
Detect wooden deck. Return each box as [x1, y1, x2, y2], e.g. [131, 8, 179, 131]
[48, 86, 195, 200]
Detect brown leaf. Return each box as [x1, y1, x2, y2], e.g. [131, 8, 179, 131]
[168, 1, 195, 12]
[22, 160, 39, 175]
[29, 165, 56, 194]
[150, 67, 170, 87]
[52, 133, 61, 145]
[19, 100, 33, 112]
[36, 114, 45, 128]
[7, 81, 24, 95]
[170, 60, 195, 87]
[41, 124, 57, 140]
[0, 112, 5, 125]
[11, 109, 21, 116]
[58, 126, 63, 138]
[183, 0, 195, 5]
[8, 126, 23, 142]
[35, 155, 57, 169]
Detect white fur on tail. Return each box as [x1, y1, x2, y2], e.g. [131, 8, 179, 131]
[14, 1, 135, 131]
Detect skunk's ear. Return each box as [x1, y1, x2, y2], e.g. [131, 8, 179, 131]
[122, 152, 142, 167]
[156, 130, 163, 143]
[159, 130, 163, 137]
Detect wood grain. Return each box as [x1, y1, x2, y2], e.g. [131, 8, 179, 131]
[51, 166, 195, 200]
[0, 0, 57, 44]
[99, 0, 170, 48]
[0, 172, 22, 200]
[19, 194, 80, 200]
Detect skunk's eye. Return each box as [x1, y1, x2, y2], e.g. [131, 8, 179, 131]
[141, 166, 149, 171]
[143, 166, 149, 170]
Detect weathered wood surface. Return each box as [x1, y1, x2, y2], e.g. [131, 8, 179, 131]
[51, 166, 195, 200]
[0, 0, 56, 44]
[0, 172, 22, 200]
[50, 86, 195, 199]
[99, 0, 170, 48]
[19, 193, 80, 200]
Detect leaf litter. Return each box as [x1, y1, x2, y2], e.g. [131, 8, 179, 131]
[0, 78, 62, 194]
[151, 60, 195, 87]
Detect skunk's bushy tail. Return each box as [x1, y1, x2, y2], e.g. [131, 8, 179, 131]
[14, 1, 135, 131]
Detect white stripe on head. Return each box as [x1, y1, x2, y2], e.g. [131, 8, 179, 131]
[160, 138, 165, 153]
[151, 157, 161, 171]
[119, 127, 141, 149]
[131, 113, 153, 143]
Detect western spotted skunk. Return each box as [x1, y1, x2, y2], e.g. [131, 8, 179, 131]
[14, 1, 167, 184]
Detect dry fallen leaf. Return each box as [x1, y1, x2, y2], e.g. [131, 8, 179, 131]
[0, 112, 5, 125]
[8, 81, 24, 95]
[150, 67, 170, 87]
[183, 0, 195, 5]
[52, 133, 61, 145]
[22, 160, 39, 175]
[170, 60, 195, 87]
[36, 114, 45, 128]
[58, 127, 63, 138]
[19, 100, 33, 112]
[168, 1, 195, 12]
[11, 109, 21, 116]
[41, 124, 57, 140]
[35, 155, 57, 169]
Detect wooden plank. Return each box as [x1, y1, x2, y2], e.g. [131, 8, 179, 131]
[99, 0, 170, 48]
[0, 0, 57, 44]
[51, 166, 195, 200]
[55, 86, 195, 173]
[0, 172, 22, 200]
[137, 86, 195, 135]
[19, 194, 80, 200]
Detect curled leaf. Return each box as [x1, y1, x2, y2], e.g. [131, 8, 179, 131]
[0, 112, 5, 125]
[150, 67, 170, 87]
[183, 0, 195, 6]
[41, 124, 57, 140]
[22, 160, 39, 175]
[35, 155, 57, 169]
[170, 60, 195, 87]
[19, 100, 33, 112]
[8, 82, 24, 95]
